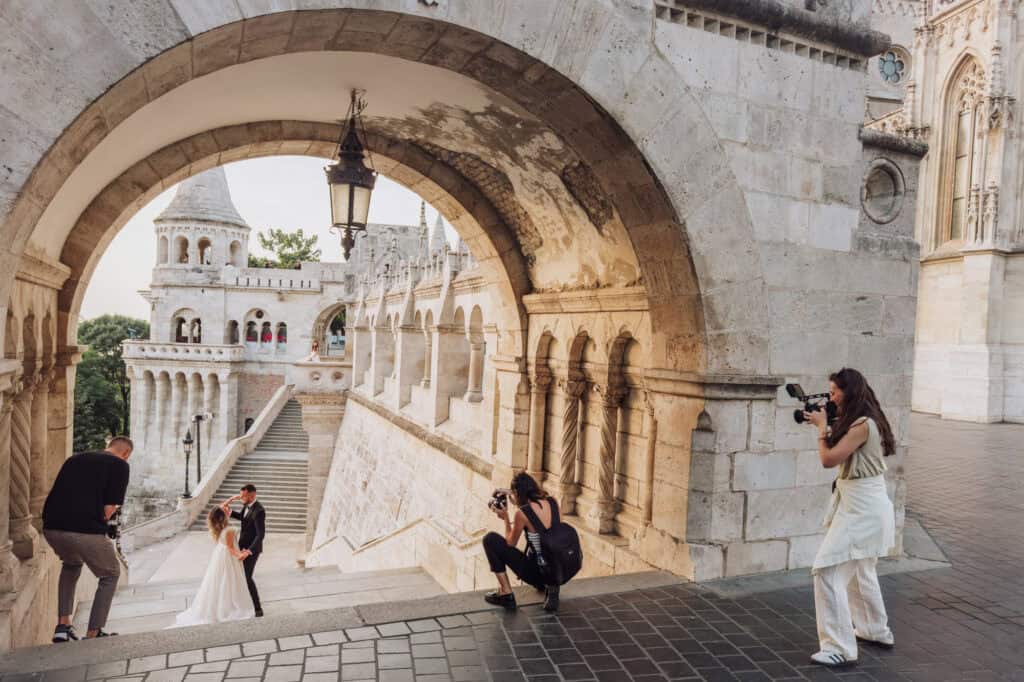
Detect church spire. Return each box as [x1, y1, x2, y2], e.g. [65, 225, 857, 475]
[430, 211, 447, 255]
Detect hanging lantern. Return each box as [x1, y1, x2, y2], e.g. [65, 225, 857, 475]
[326, 90, 377, 260]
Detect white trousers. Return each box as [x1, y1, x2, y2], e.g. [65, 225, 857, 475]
[813, 557, 892, 659]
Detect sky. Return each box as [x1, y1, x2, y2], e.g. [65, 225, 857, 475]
[79, 156, 453, 322]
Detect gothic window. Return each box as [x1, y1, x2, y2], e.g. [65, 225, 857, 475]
[260, 322, 272, 344]
[229, 240, 242, 266]
[878, 50, 906, 84]
[939, 59, 985, 246]
[157, 235, 168, 264]
[245, 321, 258, 343]
[174, 317, 187, 343]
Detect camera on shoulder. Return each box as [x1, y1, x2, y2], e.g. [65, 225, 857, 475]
[785, 383, 837, 425]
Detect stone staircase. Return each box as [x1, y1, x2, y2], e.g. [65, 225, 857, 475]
[190, 399, 309, 533]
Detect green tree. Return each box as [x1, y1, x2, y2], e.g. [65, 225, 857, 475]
[73, 315, 149, 450]
[248, 228, 321, 269]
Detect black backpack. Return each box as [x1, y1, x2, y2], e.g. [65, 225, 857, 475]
[520, 498, 583, 585]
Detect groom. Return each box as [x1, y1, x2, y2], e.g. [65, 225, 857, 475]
[220, 484, 266, 617]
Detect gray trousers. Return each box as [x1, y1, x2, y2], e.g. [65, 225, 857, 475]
[43, 529, 120, 632]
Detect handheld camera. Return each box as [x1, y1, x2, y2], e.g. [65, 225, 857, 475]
[488, 488, 512, 513]
[785, 383, 837, 425]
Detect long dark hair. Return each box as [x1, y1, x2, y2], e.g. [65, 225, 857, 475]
[511, 472, 547, 506]
[828, 368, 895, 456]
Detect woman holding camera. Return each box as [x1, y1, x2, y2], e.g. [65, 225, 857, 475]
[482, 472, 560, 612]
[802, 367, 896, 668]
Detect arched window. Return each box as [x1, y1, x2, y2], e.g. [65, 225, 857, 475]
[260, 321, 272, 344]
[228, 320, 240, 344]
[190, 318, 202, 344]
[229, 240, 242, 266]
[276, 322, 287, 350]
[197, 237, 213, 265]
[174, 317, 187, 343]
[245, 321, 258, 343]
[157, 235, 168, 264]
[175, 235, 189, 263]
[940, 59, 986, 245]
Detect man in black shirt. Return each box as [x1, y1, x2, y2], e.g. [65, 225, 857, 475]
[42, 436, 132, 642]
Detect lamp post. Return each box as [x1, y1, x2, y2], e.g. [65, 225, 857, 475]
[182, 430, 193, 499]
[326, 89, 377, 260]
[193, 413, 204, 482]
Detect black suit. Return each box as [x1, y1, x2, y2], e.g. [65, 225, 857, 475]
[231, 500, 266, 612]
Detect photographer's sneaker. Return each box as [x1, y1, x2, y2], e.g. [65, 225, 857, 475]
[855, 628, 895, 649]
[543, 585, 560, 612]
[484, 590, 517, 610]
[810, 651, 856, 668]
[52, 624, 78, 643]
[89, 629, 118, 638]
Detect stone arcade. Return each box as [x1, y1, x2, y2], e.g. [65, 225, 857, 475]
[0, 0, 921, 650]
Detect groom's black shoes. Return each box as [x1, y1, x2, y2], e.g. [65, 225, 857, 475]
[255, 609, 264, 618]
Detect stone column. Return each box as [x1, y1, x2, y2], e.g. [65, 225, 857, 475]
[641, 393, 657, 526]
[10, 376, 38, 558]
[132, 370, 150, 453]
[350, 326, 371, 388]
[588, 383, 626, 535]
[203, 377, 216, 452]
[464, 342, 485, 403]
[0, 360, 22, 592]
[29, 369, 52, 532]
[555, 379, 586, 514]
[218, 371, 238, 443]
[154, 373, 169, 457]
[46, 348, 81, 494]
[420, 329, 432, 388]
[294, 393, 346, 553]
[525, 372, 552, 479]
[369, 324, 394, 396]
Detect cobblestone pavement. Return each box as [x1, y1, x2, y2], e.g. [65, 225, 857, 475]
[5, 414, 1023, 682]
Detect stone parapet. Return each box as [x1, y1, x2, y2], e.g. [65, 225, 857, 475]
[123, 341, 245, 362]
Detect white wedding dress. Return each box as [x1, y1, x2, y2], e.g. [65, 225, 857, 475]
[171, 527, 254, 627]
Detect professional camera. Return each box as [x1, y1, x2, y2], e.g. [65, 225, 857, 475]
[488, 489, 512, 513]
[786, 383, 837, 425]
[106, 508, 122, 540]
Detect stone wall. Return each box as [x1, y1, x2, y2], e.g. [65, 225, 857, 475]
[237, 372, 284, 437]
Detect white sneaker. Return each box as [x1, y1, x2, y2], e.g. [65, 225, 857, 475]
[854, 628, 895, 649]
[810, 651, 857, 668]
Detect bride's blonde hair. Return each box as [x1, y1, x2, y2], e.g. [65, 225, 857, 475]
[207, 507, 229, 540]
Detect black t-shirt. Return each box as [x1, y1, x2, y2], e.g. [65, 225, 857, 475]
[42, 451, 130, 534]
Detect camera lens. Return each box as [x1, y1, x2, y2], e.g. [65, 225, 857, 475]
[793, 409, 806, 424]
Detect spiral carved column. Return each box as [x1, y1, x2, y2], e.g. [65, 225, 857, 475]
[557, 379, 586, 514]
[9, 379, 38, 559]
[0, 387, 18, 591]
[592, 384, 626, 535]
[526, 372, 551, 478]
[29, 370, 52, 532]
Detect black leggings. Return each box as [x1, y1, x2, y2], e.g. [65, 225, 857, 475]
[483, 532, 546, 589]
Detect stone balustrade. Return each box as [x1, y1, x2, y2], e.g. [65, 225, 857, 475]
[122, 341, 245, 362]
[223, 267, 321, 291]
[288, 360, 352, 395]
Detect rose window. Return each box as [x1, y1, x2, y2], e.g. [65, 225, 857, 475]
[879, 51, 906, 84]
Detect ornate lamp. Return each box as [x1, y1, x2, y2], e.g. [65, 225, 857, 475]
[326, 89, 377, 260]
[182, 430, 194, 499]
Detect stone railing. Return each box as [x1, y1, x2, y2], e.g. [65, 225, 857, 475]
[123, 341, 245, 362]
[223, 266, 320, 291]
[288, 359, 352, 394]
[121, 383, 294, 551]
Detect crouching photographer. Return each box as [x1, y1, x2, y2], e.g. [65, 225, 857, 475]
[481, 472, 582, 612]
[794, 368, 896, 669]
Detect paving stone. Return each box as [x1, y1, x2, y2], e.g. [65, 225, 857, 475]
[204, 646, 241, 663]
[376, 622, 411, 637]
[411, 643, 446, 658]
[342, 641, 375, 649]
[305, 644, 339, 657]
[107, 677, 144, 682]
[127, 656, 166, 675]
[41, 667, 87, 682]
[377, 639, 410, 654]
[182, 674, 222, 682]
[407, 619, 441, 633]
[167, 652, 204, 669]
[340, 663, 375, 681]
[437, 615, 470, 629]
[409, 632, 442, 645]
[224, 661, 264, 678]
[263, 666, 301, 682]
[144, 669, 188, 682]
[345, 627, 379, 641]
[268, 650, 305, 666]
[277, 635, 313, 651]
[311, 630, 347, 646]
[413, 658, 449, 675]
[302, 657, 339, 674]
[377, 670, 413, 682]
[241, 640, 277, 656]
[187, 662, 228, 674]
[449, 667, 484, 682]
[341, 648, 375, 664]
[377, 653, 412, 670]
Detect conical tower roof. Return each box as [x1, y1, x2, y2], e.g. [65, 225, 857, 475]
[155, 167, 249, 229]
[430, 212, 447, 253]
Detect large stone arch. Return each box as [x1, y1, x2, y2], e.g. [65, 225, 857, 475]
[3, 3, 771, 377]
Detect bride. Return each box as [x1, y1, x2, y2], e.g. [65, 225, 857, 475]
[171, 507, 254, 627]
